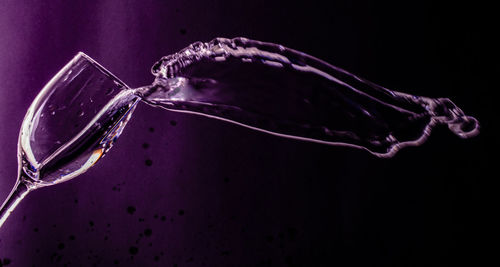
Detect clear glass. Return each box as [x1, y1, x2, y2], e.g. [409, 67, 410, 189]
[0, 53, 139, 228]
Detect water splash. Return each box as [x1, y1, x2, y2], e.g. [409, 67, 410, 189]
[134, 37, 479, 157]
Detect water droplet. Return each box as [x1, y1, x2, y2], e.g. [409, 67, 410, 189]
[47, 104, 57, 111]
[129, 246, 138, 255]
[127, 206, 136, 215]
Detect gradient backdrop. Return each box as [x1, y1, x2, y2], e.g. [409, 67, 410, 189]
[0, 1, 495, 266]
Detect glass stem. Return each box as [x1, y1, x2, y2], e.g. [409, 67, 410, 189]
[0, 178, 33, 229]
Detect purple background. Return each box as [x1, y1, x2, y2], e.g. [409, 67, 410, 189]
[0, 1, 494, 266]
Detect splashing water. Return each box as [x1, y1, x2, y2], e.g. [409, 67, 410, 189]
[0, 37, 481, 230]
[134, 37, 479, 157]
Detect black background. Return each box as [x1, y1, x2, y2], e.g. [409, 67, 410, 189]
[0, 1, 495, 266]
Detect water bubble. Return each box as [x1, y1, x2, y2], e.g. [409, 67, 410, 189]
[105, 88, 114, 96]
[47, 104, 57, 111]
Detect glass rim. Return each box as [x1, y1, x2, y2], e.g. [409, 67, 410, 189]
[76, 52, 131, 89]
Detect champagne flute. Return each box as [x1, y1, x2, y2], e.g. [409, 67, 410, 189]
[0, 52, 139, 228]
